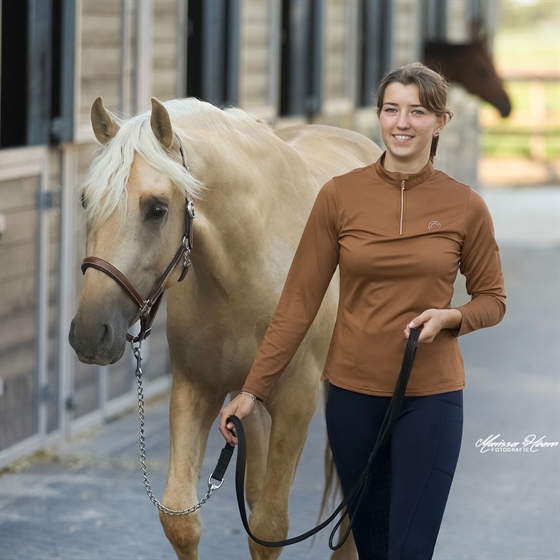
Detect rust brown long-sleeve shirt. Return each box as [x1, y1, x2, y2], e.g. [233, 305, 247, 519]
[242, 153, 506, 401]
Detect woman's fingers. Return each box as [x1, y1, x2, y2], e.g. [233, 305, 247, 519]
[218, 394, 256, 445]
[224, 422, 238, 445]
[218, 404, 237, 444]
[404, 309, 447, 343]
[404, 314, 424, 339]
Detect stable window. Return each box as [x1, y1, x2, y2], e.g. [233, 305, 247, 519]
[0, 0, 75, 148]
[279, 0, 323, 118]
[0, 0, 74, 149]
[1, 0, 29, 148]
[186, 0, 240, 107]
[423, 0, 448, 41]
[358, 0, 393, 107]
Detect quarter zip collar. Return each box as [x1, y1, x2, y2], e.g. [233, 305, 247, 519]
[374, 151, 434, 188]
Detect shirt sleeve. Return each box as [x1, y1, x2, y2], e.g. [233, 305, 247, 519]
[241, 178, 340, 402]
[450, 188, 506, 337]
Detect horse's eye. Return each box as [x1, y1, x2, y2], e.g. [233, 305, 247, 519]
[148, 205, 168, 219]
[81, 192, 88, 209]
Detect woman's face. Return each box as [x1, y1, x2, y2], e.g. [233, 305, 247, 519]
[378, 82, 445, 172]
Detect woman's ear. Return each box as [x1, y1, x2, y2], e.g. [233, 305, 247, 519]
[434, 115, 447, 136]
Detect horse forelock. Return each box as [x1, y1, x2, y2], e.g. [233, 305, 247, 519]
[81, 98, 215, 233]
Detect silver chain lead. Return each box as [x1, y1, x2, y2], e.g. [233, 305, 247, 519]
[132, 340, 223, 516]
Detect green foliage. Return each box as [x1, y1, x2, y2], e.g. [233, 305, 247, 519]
[498, 0, 560, 29]
[494, 28, 560, 72]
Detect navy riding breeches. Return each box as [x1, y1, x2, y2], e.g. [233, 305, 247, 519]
[326, 382, 463, 560]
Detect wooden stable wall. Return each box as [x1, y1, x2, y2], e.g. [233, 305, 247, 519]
[0, 0, 495, 466]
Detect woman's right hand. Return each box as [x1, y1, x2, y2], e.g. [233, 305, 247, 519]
[219, 392, 257, 446]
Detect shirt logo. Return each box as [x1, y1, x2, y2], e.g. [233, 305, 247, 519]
[428, 221, 441, 230]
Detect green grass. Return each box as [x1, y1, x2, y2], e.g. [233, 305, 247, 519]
[483, 133, 560, 158]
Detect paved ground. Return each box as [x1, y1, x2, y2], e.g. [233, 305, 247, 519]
[1, 186, 558, 560]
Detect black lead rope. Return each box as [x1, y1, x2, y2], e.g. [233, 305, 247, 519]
[212, 327, 421, 550]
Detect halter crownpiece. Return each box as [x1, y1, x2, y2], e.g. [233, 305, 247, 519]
[81, 131, 195, 343]
[174, 131, 190, 172]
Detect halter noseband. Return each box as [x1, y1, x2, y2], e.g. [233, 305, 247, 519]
[81, 133, 195, 344]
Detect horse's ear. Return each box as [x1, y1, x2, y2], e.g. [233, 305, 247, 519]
[150, 97, 174, 149]
[90, 97, 120, 145]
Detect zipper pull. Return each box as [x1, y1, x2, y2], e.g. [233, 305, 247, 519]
[399, 179, 406, 235]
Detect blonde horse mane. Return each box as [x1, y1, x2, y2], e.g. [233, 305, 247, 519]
[81, 97, 272, 233]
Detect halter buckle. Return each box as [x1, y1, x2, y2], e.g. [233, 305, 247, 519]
[187, 200, 195, 219]
[140, 300, 152, 317]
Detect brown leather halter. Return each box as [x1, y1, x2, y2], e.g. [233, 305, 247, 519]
[81, 133, 195, 344]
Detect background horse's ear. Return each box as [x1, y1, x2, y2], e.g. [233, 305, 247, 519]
[150, 97, 174, 149]
[90, 97, 120, 145]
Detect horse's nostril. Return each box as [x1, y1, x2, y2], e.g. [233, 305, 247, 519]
[68, 319, 76, 346]
[100, 323, 115, 349]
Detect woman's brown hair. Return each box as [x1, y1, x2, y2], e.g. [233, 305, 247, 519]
[376, 62, 454, 161]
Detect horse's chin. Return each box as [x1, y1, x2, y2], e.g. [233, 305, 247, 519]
[75, 340, 126, 366]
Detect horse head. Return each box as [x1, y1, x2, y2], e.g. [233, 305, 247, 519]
[424, 37, 512, 118]
[69, 97, 202, 365]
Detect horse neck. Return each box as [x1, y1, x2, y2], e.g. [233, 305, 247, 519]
[424, 42, 469, 80]
[174, 117, 310, 302]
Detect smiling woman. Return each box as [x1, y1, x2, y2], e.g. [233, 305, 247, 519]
[376, 63, 454, 173]
[220, 62, 506, 559]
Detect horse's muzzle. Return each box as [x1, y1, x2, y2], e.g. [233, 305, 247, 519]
[69, 311, 128, 366]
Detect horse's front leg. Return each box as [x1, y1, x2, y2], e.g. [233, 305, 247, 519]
[159, 369, 223, 560]
[248, 366, 321, 560]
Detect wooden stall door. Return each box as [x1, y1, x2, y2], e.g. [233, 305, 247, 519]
[0, 148, 59, 453]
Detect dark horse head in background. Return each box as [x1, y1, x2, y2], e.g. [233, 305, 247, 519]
[423, 37, 512, 118]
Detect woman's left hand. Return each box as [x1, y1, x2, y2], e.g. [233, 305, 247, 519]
[404, 308, 462, 343]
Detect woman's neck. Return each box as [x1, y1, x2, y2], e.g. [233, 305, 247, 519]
[382, 151, 431, 175]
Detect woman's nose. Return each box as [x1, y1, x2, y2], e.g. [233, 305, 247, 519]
[397, 113, 410, 128]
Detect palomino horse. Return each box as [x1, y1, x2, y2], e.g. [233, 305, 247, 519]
[69, 96, 382, 559]
[423, 37, 512, 117]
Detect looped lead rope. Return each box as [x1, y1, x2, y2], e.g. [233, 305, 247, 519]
[227, 327, 421, 550]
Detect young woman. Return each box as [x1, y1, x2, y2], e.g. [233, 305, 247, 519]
[219, 62, 506, 559]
